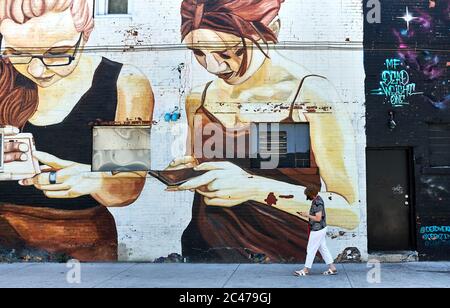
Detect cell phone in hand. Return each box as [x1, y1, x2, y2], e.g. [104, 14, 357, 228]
[148, 168, 208, 188]
[0, 133, 41, 181]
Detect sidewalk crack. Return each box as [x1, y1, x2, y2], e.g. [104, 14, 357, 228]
[342, 264, 354, 288]
[92, 263, 137, 288]
[222, 264, 240, 288]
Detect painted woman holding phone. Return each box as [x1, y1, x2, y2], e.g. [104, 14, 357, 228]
[0, 0, 153, 261]
[166, 0, 360, 262]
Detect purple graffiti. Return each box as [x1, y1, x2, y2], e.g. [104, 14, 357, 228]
[392, 4, 449, 109]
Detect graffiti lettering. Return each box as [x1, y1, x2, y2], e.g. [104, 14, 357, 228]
[424, 241, 450, 248]
[371, 59, 422, 107]
[385, 59, 402, 70]
[422, 234, 450, 241]
[420, 226, 450, 234]
[420, 226, 450, 247]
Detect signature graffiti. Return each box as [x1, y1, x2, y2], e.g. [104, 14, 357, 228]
[420, 226, 450, 247]
[371, 58, 422, 107]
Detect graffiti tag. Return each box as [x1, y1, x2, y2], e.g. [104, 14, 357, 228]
[420, 226, 450, 247]
[392, 184, 405, 195]
[371, 59, 422, 107]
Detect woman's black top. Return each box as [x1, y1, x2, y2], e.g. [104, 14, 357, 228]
[0, 58, 123, 210]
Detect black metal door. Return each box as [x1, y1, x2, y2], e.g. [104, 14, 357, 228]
[367, 149, 414, 252]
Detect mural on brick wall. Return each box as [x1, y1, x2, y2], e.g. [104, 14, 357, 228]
[0, 0, 365, 263]
[0, 0, 153, 261]
[162, 0, 360, 262]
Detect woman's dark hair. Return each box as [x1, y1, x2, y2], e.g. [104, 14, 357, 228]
[181, 0, 284, 76]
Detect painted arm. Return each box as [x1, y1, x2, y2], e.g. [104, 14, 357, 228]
[23, 65, 155, 207]
[166, 88, 203, 171]
[306, 111, 358, 205]
[92, 65, 154, 207]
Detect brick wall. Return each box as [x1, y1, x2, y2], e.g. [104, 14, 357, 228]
[364, 0, 450, 260]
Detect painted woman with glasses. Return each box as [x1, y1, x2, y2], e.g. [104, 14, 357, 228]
[0, 0, 153, 261]
[4, 34, 83, 67]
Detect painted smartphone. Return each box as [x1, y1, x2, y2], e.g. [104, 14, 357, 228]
[148, 169, 207, 188]
[0, 133, 41, 181]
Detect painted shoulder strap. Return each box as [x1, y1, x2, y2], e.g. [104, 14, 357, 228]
[200, 81, 215, 108]
[284, 74, 327, 123]
[190, 80, 214, 157]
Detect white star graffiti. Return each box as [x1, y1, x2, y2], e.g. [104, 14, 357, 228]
[397, 7, 419, 31]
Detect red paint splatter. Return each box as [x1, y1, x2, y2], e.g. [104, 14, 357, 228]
[265, 193, 278, 206]
[279, 195, 294, 199]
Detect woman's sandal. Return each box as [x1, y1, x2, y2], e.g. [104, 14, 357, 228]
[323, 269, 338, 276]
[294, 269, 309, 276]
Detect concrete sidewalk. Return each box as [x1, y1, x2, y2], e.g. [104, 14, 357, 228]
[0, 262, 449, 288]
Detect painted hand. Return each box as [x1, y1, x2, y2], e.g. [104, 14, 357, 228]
[166, 156, 198, 171]
[20, 151, 103, 199]
[176, 161, 269, 207]
[1, 126, 29, 163]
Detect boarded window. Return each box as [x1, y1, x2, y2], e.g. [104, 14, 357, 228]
[96, 0, 129, 15]
[92, 126, 151, 172]
[251, 123, 311, 169]
[428, 123, 450, 167]
[108, 0, 128, 14]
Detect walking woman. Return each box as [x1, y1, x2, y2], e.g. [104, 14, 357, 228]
[0, 0, 153, 261]
[167, 0, 359, 262]
[295, 185, 338, 276]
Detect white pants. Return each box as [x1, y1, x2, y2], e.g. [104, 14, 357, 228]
[305, 227, 334, 269]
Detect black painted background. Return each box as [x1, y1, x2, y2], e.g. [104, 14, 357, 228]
[364, 0, 450, 260]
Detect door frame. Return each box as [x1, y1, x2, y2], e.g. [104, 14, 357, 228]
[366, 147, 418, 252]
